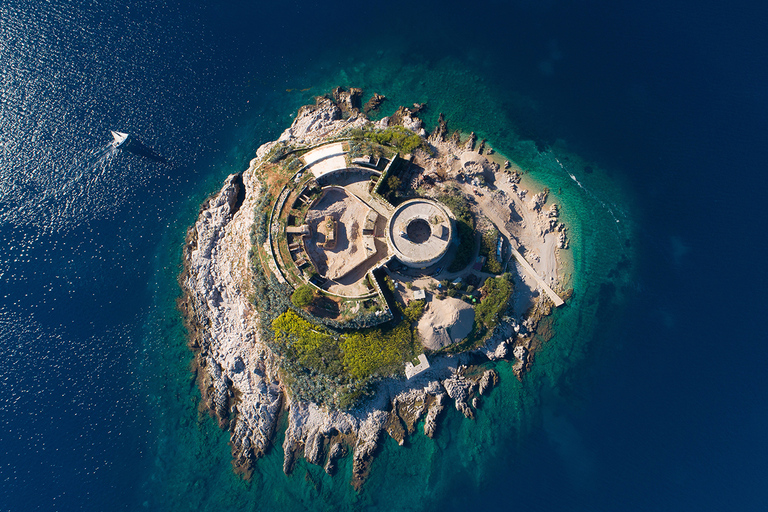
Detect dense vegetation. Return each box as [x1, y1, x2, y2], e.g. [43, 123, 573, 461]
[480, 228, 503, 274]
[402, 299, 425, 323]
[439, 191, 476, 272]
[341, 321, 415, 380]
[475, 274, 514, 328]
[271, 309, 418, 399]
[351, 125, 426, 154]
[272, 310, 345, 377]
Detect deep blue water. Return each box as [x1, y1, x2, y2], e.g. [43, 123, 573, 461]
[1, 1, 767, 510]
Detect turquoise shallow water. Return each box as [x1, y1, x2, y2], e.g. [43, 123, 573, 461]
[137, 48, 637, 511]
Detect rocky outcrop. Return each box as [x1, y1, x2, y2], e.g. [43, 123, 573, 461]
[387, 105, 427, 136]
[363, 92, 386, 113]
[528, 189, 549, 212]
[429, 113, 449, 144]
[180, 170, 283, 477]
[423, 393, 446, 438]
[333, 86, 363, 115]
[464, 131, 477, 151]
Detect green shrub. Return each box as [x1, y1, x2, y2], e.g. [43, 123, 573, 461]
[439, 192, 477, 272]
[448, 221, 475, 272]
[387, 176, 402, 193]
[475, 274, 514, 328]
[480, 228, 503, 274]
[403, 300, 425, 323]
[291, 284, 315, 308]
[353, 125, 425, 154]
[341, 321, 413, 380]
[439, 192, 474, 227]
[272, 310, 344, 377]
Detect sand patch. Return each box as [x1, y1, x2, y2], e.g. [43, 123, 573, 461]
[418, 297, 475, 350]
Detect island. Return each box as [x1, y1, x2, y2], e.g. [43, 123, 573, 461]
[179, 87, 571, 488]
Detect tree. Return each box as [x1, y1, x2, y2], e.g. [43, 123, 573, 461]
[387, 176, 401, 193]
[403, 300, 425, 323]
[291, 284, 315, 308]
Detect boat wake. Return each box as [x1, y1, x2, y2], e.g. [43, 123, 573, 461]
[0, 133, 151, 234]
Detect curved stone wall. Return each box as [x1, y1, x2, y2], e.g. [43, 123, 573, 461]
[386, 199, 454, 268]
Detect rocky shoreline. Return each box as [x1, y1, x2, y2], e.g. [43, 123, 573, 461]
[178, 89, 566, 487]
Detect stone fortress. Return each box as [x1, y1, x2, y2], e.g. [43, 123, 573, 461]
[267, 140, 462, 323]
[266, 121, 567, 329]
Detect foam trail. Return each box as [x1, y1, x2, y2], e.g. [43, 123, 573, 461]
[550, 152, 626, 238]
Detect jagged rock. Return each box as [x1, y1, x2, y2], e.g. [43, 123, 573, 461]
[457, 401, 474, 419]
[528, 190, 548, 211]
[384, 408, 407, 446]
[351, 411, 387, 490]
[442, 369, 475, 419]
[429, 113, 449, 144]
[324, 442, 345, 475]
[363, 92, 386, 113]
[478, 336, 509, 360]
[464, 131, 477, 151]
[513, 344, 528, 363]
[423, 393, 446, 438]
[332, 86, 363, 114]
[182, 171, 283, 473]
[389, 106, 426, 136]
[272, 97, 345, 148]
[477, 369, 499, 395]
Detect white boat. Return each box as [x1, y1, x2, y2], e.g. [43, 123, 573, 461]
[111, 131, 129, 147]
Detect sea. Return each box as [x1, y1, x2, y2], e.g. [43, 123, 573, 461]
[2, 1, 767, 511]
